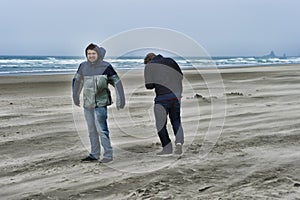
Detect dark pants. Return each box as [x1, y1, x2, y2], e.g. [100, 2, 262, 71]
[154, 99, 184, 147]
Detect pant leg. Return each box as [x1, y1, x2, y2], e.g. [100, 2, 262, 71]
[168, 100, 184, 144]
[94, 107, 113, 159]
[154, 102, 171, 147]
[84, 108, 100, 159]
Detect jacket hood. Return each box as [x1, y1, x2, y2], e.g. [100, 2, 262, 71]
[85, 44, 106, 63]
[95, 46, 106, 61]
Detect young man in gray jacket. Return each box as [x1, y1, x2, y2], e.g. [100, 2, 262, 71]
[72, 43, 125, 163]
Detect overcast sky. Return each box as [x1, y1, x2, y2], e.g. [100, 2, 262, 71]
[0, 0, 299, 56]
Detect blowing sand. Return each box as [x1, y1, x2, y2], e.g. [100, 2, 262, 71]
[0, 65, 300, 199]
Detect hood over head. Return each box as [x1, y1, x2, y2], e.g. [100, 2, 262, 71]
[85, 43, 106, 63]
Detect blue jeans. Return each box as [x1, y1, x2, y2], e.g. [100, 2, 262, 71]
[84, 107, 113, 159]
[154, 99, 184, 147]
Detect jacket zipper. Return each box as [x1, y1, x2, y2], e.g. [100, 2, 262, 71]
[94, 76, 97, 108]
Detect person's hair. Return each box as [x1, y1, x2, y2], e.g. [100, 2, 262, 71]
[144, 53, 156, 64]
[85, 43, 97, 56]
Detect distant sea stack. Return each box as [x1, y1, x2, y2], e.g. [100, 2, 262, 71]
[282, 53, 287, 59]
[262, 51, 277, 58]
[261, 51, 287, 59]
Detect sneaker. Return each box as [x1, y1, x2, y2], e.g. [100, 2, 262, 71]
[156, 150, 173, 156]
[156, 143, 173, 156]
[99, 158, 113, 163]
[81, 155, 98, 162]
[174, 143, 183, 155]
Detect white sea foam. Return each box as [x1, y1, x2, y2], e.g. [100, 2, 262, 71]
[0, 56, 300, 75]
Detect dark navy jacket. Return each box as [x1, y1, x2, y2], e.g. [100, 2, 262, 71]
[144, 55, 183, 102]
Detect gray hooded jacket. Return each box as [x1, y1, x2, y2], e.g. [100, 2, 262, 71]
[72, 45, 125, 109]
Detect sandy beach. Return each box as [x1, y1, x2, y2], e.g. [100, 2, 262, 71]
[0, 65, 300, 199]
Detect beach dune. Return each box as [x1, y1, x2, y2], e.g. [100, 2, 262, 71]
[0, 65, 300, 199]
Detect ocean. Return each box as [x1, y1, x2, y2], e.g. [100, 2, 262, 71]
[0, 55, 300, 75]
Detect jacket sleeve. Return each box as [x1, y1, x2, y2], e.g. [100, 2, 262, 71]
[106, 66, 125, 109]
[144, 63, 155, 89]
[72, 68, 83, 106]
